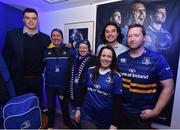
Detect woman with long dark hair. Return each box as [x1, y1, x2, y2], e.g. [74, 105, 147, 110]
[74, 46, 123, 128]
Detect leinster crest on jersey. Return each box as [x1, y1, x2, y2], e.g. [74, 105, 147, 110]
[142, 57, 151, 65]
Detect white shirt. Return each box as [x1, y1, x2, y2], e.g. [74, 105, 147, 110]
[96, 42, 129, 57]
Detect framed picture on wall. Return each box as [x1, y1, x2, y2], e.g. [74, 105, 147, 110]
[64, 21, 94, 52]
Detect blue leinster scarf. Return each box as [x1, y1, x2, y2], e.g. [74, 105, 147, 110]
[70, 54, 91, 100]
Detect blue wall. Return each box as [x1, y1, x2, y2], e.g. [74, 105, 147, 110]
[0, 2, 23, 52]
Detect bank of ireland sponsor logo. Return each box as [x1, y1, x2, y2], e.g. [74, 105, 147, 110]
[128, 68, 136, 73]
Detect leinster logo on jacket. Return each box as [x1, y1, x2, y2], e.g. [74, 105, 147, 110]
[48, 51, 52, 55]
[62, 51, 67, 55]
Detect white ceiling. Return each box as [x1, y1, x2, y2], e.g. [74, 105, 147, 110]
[0, 0, 111, 12]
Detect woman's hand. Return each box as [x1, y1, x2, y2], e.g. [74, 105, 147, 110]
[109, 124, 118, 130]
[74, 110, 81, 123]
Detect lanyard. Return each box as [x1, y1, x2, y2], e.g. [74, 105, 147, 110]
[52, 47, 60, 71]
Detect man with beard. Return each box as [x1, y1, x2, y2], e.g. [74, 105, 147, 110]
[145, 5, 174, 52]
[110, 24, 174, 129]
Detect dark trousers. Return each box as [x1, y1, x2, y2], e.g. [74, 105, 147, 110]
[80, 119, 97, 129]
[15, 76, 44, 107]
[0, 118, 3, 129]
[0, 105, 3, 129]
[117, 108, 152, 129]
[46, 86, 70, 128]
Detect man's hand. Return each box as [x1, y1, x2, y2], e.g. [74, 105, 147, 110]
[140, 109, 159, 119]
[65, 43, 72, 48]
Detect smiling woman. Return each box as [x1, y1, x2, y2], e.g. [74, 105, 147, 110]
[74, 46, 123, 129]
[100, 48, 113, 70]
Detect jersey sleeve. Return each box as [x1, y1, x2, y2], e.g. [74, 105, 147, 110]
[112, 72, 123, 95]
[156, 54, 173, 81]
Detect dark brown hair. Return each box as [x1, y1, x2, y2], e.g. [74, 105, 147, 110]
[23, 8, 38, 17]
[100, 22, 124, 44]
[92, 46, 118, 81]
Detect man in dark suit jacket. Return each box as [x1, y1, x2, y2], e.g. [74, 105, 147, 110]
[2, 8, 51, 108]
